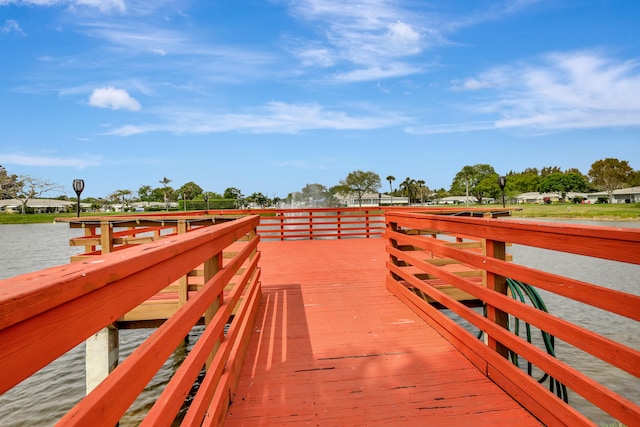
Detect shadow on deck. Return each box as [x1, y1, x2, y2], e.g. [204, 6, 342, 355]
[224, 238, 541, 426]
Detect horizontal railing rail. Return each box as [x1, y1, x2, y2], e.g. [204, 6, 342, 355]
[209, 207, 386, 240]
[58, 207, 515, 246]
[0, 215, 261, 426]
[385, 212, 640, 427]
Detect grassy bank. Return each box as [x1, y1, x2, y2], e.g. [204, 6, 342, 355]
[1, 203, 639, 224]
[510, 203, 640, 220]
[0, 212, 124, 224]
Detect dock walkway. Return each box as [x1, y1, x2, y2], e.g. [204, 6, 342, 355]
[224, 238, 541, 426]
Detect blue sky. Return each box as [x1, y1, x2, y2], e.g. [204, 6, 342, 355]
[1, 0, 639, 199]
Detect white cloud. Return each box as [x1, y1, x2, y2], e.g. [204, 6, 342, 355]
[333, 63, 422, 82]
[74, 0, 125, 13]
[0, 153, 101, 168]
[414, 51, 640, 135]
[106, 101, 408, 136]
[1, 19, 25, 36]
[89, 87, 141, 111]
[0, 0, 125, 13]
[289, 1, 434, 81]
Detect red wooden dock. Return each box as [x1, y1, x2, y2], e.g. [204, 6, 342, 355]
[224, 238, 541, 426]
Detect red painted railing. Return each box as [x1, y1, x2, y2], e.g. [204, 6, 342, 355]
[208, 207, 386, 240]
[385, 211, 640, 426]
[0, 215, 261, 426]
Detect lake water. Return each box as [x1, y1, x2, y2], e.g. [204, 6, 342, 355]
[0, 220, 638, 425]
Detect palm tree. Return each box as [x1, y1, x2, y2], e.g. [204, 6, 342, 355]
[416, 179, 427, 205]
[399, 177, 417, 204]
[386, 175, 395, 205]
[386, 175, 395, 194]
[159, 176, 171, 211]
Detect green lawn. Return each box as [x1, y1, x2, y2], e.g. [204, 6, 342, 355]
[510, 203, 640, 220]
[0, 211, 126, 224]
[1, 203, 639, 224]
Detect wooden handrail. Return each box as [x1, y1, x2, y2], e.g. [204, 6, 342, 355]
[0, 215, 261, 426]
[385, 212, 640, 426]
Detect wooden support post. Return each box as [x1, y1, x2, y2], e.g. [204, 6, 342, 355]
[204, 251, 223, 368]
[387, 220, 403, 280]
[85, 225, 96, 253]
[177, 220, 189, 307]
[337, 211, 342, 239]
[85, 221, 118, 395]
[100, 220, 113, 255]
[85, 324, 119, 394]
[484, 238, 509, 359]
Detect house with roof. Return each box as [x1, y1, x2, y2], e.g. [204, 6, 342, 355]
[438, 196, 495, 205]
[585, 186, 640, 204]
[0, 198, 91, 213]
[515, 192, 588, 204]
[336, 192, 410, 207]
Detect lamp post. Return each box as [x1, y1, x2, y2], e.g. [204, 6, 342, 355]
[498, 176, 506, 208]
[72, 179, 85, 217]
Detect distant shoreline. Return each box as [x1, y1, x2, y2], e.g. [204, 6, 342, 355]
[1, 204, 639, 225]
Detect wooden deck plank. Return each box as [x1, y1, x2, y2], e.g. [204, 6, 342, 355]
[224, 238, 541, 426]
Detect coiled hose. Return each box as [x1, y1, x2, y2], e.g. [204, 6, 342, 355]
[479, 278, 569, 403]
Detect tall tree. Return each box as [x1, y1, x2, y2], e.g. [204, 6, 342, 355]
[109, 189, 134, 211]
[540, 166, 562, 178]
[338, 170, 381, 207]
[223, 187, 244, 208]
[451, 164, 496, 205]
[159, 177, 172, 210]
[178, 181, 204, 201]
[386, 175, 395, 194]
[10, 175, 62, 214]
[538, 172, 588, 202]
[399, 177, 418, 204]
[416, 179, 430, 204]
[138, 185, 153, 203]
[246, 192, 269, 207]
[588, 158, 634, 202]
[0, 165, 20, 199]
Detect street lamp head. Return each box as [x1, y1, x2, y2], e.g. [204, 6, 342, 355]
[498, 176, 506, 190]
[73, 179, 85, 196]
[72, 179, 84, 218]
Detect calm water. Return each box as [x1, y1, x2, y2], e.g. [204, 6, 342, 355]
[0, 221, 639, 425]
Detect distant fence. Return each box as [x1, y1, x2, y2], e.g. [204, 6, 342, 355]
[385, 211, 640, 426]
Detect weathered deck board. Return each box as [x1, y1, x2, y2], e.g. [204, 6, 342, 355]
[224, 238, 541, 426]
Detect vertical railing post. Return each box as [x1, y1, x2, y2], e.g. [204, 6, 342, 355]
[365, 210, 371, 238]
[204, 250, 223, 368]
[279, 212, 285, 241]
[85, 224, 97, 254]
[177, 219, 189, 307]
[100, 219, 113, 254]
[484, 238, 509, 359]
[387, 218, 404, 280]
[309, 211, 314, 240]
[337, 211, 342, 239]
[86, 219, 118, 395]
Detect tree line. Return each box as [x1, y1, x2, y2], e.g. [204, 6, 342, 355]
[1, 157, 638, 213]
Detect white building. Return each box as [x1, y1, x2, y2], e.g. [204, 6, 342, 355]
[336, 192, 409, 207]
[0, 198, 90, 213]
[515, 192, 588, 204]
[585, 186, 640, 204]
